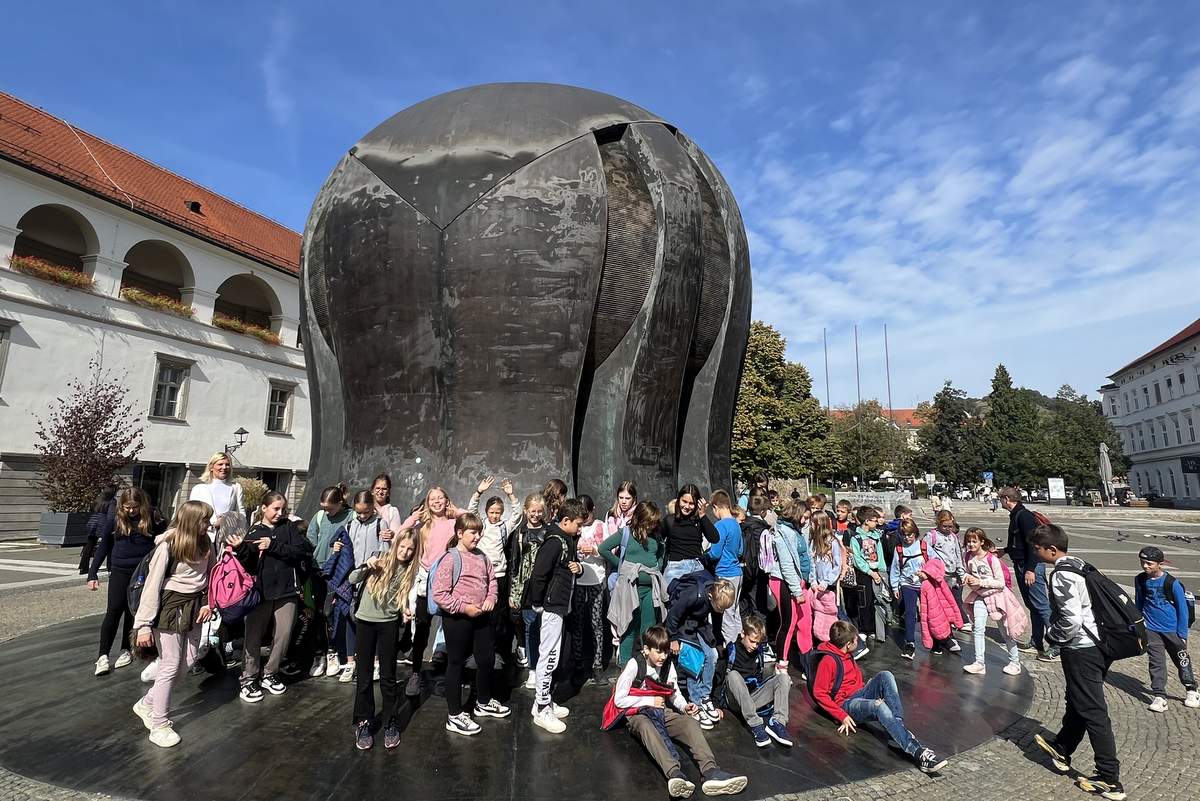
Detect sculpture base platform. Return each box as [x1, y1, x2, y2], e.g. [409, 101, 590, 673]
[0, 617, 1033, 800]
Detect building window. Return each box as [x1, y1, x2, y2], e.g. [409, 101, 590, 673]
[1143, 386, 1150, 406]
[1123, 393, 1130, 414]
[1166, 377, 1174, 399]
[151, 359, 190, 419]
[1170, 469, 1178, 496]
[1150, 425, 1157, 448]
[265, 383, 293, 434]
[0, 320, 13, 397]
[1109, 397, 1117, 416]
[1154, 383, 1163, 404]
[1161, 421, 1169, 447]
[1173, 417, 1183, 445]
[1138, 425, 1146, 451]
[1185, 473, 1192, 498]
[1187, 413, 1196, 443]
[1180, 372, 1187, 391]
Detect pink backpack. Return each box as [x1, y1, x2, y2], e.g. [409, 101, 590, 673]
[988, 552, 1014, 590]
[209, 549, 260, 621]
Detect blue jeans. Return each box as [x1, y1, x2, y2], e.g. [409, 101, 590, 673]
[1014, 561, 1052, 650]
[522, 609, 540, 669]
[684, 640, 718, 703]
[843, 671, 921, 756]
[900, 585, 920, 645]
[664, 559, 704, 589]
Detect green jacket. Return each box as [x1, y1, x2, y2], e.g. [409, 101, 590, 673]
[850, 526, 887, 575]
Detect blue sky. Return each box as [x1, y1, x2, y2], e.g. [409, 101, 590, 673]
[4, 1, 1199, 408]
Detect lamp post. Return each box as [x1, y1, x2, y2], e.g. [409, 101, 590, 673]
[225, 427, 249, 456]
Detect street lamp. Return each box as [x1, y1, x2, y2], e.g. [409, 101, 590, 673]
[225, 427, 249, 455]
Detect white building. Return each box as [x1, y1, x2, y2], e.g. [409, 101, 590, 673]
[1100, 317, 1200, 508]
[0, 90, 310, 538]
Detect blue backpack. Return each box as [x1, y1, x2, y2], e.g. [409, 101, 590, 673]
[425, 549, 464, 616]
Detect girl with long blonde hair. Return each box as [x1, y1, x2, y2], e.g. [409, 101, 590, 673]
[346, 529, 421, 750]
[398, 486, 460, 695]
[131, 500, 217, 748]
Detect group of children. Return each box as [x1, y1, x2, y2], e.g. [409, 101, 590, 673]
[91, 459, 1195, 801]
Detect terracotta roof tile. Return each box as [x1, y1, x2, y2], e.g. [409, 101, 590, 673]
[1109, 317, 1200, 378]
[829, 407, 924, 428]
[0, 91, 300, 274]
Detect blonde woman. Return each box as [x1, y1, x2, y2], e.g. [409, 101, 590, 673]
[347, 529, 421, 750]
[189, 452, 244, 534]
[131, 500, 217, 748]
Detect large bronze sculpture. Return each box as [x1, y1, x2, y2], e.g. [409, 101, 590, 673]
[300, 83, 750, 509]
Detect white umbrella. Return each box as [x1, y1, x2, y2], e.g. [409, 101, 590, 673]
[1099, 443, 1114, 505]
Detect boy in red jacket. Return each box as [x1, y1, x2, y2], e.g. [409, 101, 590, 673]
[807, 621, 948, 774]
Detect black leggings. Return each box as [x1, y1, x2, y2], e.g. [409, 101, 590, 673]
[443, 613, 495, 716]
[99, 568, 134, 658]
[411, 598, 433, 669]
[354, 618, 400, 725]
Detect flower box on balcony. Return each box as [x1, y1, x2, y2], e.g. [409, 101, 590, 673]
[7, 254, 94, 290]
[120, 287, 194, 318]
[212, 312, 282, 345]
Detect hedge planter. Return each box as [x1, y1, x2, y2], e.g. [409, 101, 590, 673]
[37, 511, 92, 547]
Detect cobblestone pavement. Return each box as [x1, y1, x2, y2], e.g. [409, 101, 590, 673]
[3, 569, 1200, 800]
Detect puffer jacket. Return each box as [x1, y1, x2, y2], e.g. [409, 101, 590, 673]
[918, 558, 963, 648]
[809, 586, 840, 641]
[964, 552, 1030, 641]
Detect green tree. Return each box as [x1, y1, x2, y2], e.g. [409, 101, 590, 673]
[915, 381, 985, 488]
[1037, 385, 1127, 489]
[984, 364, 1041, 485]
[828, 400, 910, 486]
[731, 322, 834, 485]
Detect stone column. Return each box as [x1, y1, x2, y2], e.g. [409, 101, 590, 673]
[81, 254, 126, 298]
[270, 314, 300, 348]
[181, 287, 218, 325]
[0, 225, 20, 270]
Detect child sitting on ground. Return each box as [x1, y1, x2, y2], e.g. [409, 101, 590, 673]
[724, 615, 792, 749]
[604, 624, 748, 798]
[807, 621, 948, 774]
[664, 573, 736, 729]
[1134, 545, 1199, 712]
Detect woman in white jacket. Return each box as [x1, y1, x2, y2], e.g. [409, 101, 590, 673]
[189, 452, 244, 536]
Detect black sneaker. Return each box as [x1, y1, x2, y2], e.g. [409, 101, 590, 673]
[667, 768, 696, 798]
[931, 646, 946, 656]
[901, 643, 916, 660]
[383, 720, 401, 750]
[700, 768, 747, 795]
[1037, 647, 1060, 662]
[279, 661, 302, 677]
[355, 720, 373, 750]
[917, 747, 947, 773]
[239, 681, 263, 703]
[1076, 776, 1126, 800]
[1034, 733, 1072, 773]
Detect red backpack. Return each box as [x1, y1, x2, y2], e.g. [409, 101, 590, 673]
[1032, 510, 1052, 528]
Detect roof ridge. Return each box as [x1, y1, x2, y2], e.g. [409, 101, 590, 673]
[0, 90, 299, 237]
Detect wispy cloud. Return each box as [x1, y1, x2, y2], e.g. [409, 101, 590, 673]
[260, 8, 295, 131]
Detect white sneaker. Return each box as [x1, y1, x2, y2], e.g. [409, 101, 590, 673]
[523, 673, 536, 690]
[947, 640, 961, 653]
[326, 653, 341, 678]
[962, 662, 986, 675]
[140, 660, 159, 683]
[132, 699, 154, 730]
[1149, 696, 1169, 713]
[1003, 662, 1022, 676]
[373, 661, 380, 682]
[446, 712, 482, 736]
[516, 646, 528, 668]
[1186, 690, 1200, 708]
[532, 706, 566, 734]
[551, 702, 570, 719]
[113, 650, 133, 669]
[148, 722, 181, 748]
[94, 655, 110, 676]
[339, 665, 356, 684]
[309, 657, 326, 678]
[959, 623, 973, 633]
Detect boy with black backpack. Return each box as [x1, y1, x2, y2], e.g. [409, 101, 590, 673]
[1134, 545, 1198, 712]
[1032, 524, 1131, 801]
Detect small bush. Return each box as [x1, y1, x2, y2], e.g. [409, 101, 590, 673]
[236, 476, 270, 512]
[212, 313, 282, 345]
[120, 287, 194, 318]
[9, 254, 94, 290]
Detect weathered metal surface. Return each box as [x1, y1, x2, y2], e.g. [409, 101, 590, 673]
[300, 84, 750, 511]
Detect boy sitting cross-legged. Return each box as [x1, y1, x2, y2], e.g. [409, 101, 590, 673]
[724, 614, 792, 748]
[603, 624, 748, 798]
[807, 620, 948, 774]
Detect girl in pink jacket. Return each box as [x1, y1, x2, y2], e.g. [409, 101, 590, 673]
[917, 558, 963, 653]
[961, 528, 1028, 676]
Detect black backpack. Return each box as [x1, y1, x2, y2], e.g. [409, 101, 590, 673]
[1054, 561, 1147, 660]
[127, 544, 176, 623]
[1134, 572, 1197, 629]
[801, 648, 844, 708]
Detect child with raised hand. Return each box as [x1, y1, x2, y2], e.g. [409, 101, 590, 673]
[526, 498, 584, 733]
[603, 501, 665, 665]
[466, 476, 522, 665]
[726, 615, 792, 749]
[664, 574, 737, 730]
[572, 494, 610, 684]
[236, 492, 314, 702]
[606, 624, 748, 798]
[434, 512, 510, 737]
[509, 492, 550, 679]
[399, 486, 461, 696]
[706, 491, 744, 647]
[131, 500, 217, 748]
[850, 506, 890, 645]
[808, 621, 947, 774]
[962, 527, 1027, 676]
[348, 529, 421, 750]
[1135, 545, 1199, 711]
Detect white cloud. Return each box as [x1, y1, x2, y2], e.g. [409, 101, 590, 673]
[260, 8, 295, 130]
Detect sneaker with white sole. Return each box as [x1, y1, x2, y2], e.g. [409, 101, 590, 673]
[516, 646, 528, 668]
[766, 719, 793, 746]
[338, 665, 356, 684]
[140, 660, 159, 683]
[901, 643, 916, 660]
[666, 769, 696, 798]
[325, 653, 341, 678]
[963, 662, 986, 675]
[700, 699, 721, 724]
[917, 747, 947, 773]
[94, 655, 110, 676]
[114, 650, 133, 669]
[373, 661, 381, 682]
[523, 673, 536, 690]
[1076, 776, 1126, 801]
[1149, 695, 1168, 713]
[148, 722, 180, 748]
[239, 681, 264, 704]
[132, 699, 154, 730]
[529, 702, 570, 720]
[532, 705, 566, 734]
[700, 769, 747, 795]
[474, 699, 511, 718]
[1003, 662, 1022, 676]
[749, 723, 770, 747]
[261, 674, 286, 695]
[309, 657, 326, 678]
[1034, 733, 1071, 773]
[446, 712, 482, 736]
[947, 640, 961, 653]
[959, 623, 973, 633]
[1186, 690, 1200, 708]
[693, 709, 715, 730]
